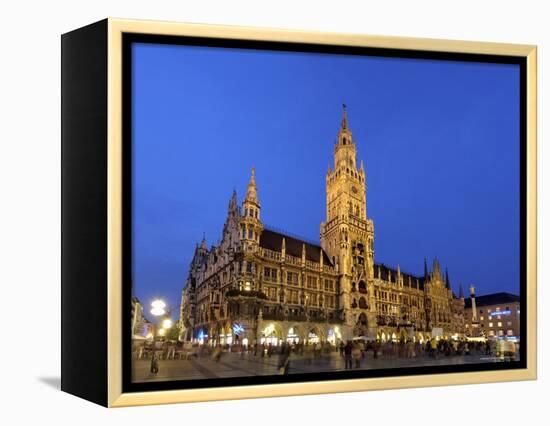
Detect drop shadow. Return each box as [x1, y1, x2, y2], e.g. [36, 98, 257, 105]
[38, 376, 61, 390]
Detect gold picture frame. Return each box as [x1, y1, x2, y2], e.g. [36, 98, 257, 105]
[61, 18, 537, 407]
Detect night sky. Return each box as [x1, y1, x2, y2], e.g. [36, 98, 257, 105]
[132, 42, 520, 321]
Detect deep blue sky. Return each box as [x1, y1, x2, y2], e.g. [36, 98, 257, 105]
[132, 43, 520, 320]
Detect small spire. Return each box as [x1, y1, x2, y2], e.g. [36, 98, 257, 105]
[341, 103, 348, 129]
[445, 267, 451, 289]
[200, 233, 207, 250]
[459, 284, 464, 299]
[228, 189, 237, 211]
[245, 166, 259, 204]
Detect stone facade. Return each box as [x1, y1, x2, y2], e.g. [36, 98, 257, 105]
[179, 107, 466, 346]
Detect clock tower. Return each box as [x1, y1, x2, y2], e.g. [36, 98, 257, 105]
[320, 105, 376, 339]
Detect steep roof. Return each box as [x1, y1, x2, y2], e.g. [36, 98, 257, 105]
[374, 263, 425, 290]
[259, 228, 333, 265]
[464, 292, 520, 309]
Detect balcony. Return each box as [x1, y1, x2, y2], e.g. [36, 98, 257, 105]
[225, 289, 267, 301]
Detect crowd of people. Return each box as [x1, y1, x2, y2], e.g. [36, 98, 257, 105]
[144, 336, 519, 376]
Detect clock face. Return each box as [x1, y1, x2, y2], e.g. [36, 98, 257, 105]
[351, 186, 358, 194]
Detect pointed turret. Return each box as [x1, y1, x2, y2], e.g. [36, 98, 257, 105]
[228, 189, 238, 212]
[341, 103, 349, 130]
[459, 284, 464, 299]
[445, 267, 451, 289]
[432, 258, 441, 281]
[240, 167, 263, 248]
[281, 237, 286, 259]
[336, 104, 354, 148]
[200, 233, 207, 250]
[245, 167, 259, 205]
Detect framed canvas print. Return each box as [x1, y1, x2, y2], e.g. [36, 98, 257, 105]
[61, 18, 537, 407]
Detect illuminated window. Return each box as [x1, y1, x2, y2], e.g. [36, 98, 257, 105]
[489, 322, 493, 327]
[507, 330, 514, 336]
[507, 321, 512, 326]
[480, 316, 484, 321]
[498, 322, 502, 327]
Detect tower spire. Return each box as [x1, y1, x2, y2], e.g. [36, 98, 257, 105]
[341, 103, 348, 130]
[200, 233, 207, 250]
[245, 166, 259, 204]
[445, 267, 451, 289]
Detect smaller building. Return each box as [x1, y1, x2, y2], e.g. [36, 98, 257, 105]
[131, 297, 145, 336]
[464, 292, 520, 340]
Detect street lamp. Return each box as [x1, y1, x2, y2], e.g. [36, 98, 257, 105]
[162, 318, 173, 330]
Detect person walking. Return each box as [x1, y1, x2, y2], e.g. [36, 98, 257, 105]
[150, 353, 159, 375]
[352, 343, 362, 368]
[339, 340, 345, 357]
[344, 341, 353, 369]
[278, 344, 291, 374]
[430, 338, 438, 358]
[212, 346, 223, 362]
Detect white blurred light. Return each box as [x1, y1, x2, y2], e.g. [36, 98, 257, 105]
[150, 307, 165, 316]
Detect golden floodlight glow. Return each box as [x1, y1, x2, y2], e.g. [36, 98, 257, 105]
[162, 319, 173, 329]
[263, 324, 275, 336]
[158, 328, 166, 337]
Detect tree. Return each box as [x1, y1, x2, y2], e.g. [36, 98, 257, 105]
[166, 323, 181, 342]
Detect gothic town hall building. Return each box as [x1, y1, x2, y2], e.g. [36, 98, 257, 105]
[179, 107, 466, 346]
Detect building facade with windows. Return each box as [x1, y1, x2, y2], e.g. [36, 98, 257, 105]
[464, 292, 520, 339]
[179, 107, 466, 346]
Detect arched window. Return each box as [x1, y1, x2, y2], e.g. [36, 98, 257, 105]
[359, 297, 368, 309]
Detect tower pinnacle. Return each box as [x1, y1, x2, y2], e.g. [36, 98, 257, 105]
[245, 167, 259, 205]
[341, 103, 348, 130]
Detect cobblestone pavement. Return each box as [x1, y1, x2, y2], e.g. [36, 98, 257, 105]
[132, 350, 519, 382]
